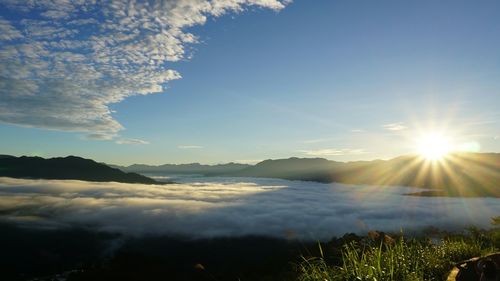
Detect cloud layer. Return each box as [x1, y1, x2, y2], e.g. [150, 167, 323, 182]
[0, 0, 289, 139]
[0, 176, 498, 240]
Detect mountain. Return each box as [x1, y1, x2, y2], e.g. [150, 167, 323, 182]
[0, 155, 160, 184]
[117, 162, 251, 176]
[114, 152, 499, 197]
[232, 157, 341, 182]
[0, 154, 15, 159]
[233, 153, 500, 197]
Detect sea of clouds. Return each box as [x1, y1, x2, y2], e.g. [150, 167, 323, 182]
[0, 176, 498, 240]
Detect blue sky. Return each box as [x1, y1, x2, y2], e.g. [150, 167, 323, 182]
[0, 0, 499, 165]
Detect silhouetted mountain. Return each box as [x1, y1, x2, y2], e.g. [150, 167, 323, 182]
[233, 153, 500, 197]
[0, 154, 15, 159]
[114, 152, 499, 197]
[233, 157, 341, 182]
[0, 155, 160, 184]
[117, 162, 251, 176]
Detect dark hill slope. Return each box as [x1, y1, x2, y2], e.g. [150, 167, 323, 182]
[0, 155, 159, 184]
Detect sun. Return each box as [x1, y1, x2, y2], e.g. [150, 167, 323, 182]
[417, 133, 451, 161]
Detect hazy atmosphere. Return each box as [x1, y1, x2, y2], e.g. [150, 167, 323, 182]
[0, 1, 499, 280]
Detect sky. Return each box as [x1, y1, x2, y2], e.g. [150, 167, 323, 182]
[0, 0, 499, 165]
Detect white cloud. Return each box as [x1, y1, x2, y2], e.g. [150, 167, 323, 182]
[116, 138, 150, 145]
[0, 177, 498, 239]
[299, 148, 366, 157]
[85, 133, 114, 141]
[0, 0, 290, 138]
[0, 17, 23, 40]
[178, 145, 203, 149]
[383, 122, 407, 131]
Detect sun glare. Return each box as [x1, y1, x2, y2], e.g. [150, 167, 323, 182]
[417, 133, 451, 161]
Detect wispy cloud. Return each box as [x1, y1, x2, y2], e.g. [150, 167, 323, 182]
[383, 122, 407, 131]
[178, 145, 203, 149]
[299, 148, 366, 157]
[301, 138, 329, 144]
[116, 138, 149, 145]
[85, 133, 114, 141]
[0, 1, 290, 139]
[350, 129, 365, 133]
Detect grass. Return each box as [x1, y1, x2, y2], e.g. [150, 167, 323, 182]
[297, 226, 499, 281]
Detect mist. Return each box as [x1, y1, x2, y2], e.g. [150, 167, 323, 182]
[0, 176, 498, 240]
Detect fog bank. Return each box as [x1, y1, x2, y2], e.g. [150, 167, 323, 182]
[0, 177, 498, 240]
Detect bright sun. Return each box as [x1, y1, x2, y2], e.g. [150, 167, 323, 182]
[417, 133, 451, 161]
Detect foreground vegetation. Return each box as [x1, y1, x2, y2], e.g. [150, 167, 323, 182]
[298, 222, 500, 281]
[2, 220, 499, 281]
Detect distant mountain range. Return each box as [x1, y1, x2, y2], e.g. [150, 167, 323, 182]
[0, 155, 160, 184]
[114, 162, 251, 175]
[118, 152, 500, 197]
[1, 153, 498, 197]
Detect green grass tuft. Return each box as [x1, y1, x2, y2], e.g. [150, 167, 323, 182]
[297, 228, 499, 281]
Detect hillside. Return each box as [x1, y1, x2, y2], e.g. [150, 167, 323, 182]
[115, 152, 499, 197]
[233, 153, 500, 197]
[0, 155, 160, 184]
[233, 157, 340, 182]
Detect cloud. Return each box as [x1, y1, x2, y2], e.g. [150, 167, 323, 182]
[0, 17, 23, 40]
[115, 138, 150, 145]
[301, 138, 329, 144]
[0, 0, 290, 138]
[0, 177, 498, 240]
[299, 148, 366, 157]
[383, 122, 407, 131]
[85, 133, 114, 141]
[350, 129, 365, 133]
[178, 145, 203, 149]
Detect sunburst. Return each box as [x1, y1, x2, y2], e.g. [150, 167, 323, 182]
[417, 133, 451, 161]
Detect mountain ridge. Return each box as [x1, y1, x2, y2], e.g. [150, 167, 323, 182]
[233, 152, 500, 197]
[0, 155, 161, 184]
[116, 162, 251, 175]
[118, 152, 500, 197]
